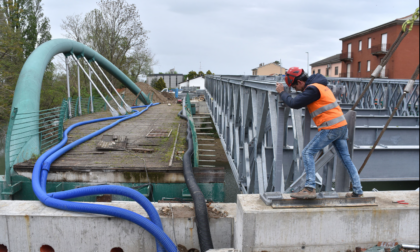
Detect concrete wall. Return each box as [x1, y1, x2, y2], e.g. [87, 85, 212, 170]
[235, 191, 419, 252]
[253, 64, 286, 76]
[0, 201, 235, 252]
[179, 77, 206, 90]
[311, 62, 342, 77]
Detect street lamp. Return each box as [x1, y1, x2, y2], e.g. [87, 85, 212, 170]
[306, 52, 309, 75]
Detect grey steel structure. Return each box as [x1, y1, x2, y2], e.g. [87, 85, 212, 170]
[204, 75, 419, 198]
[147, 74, 184, 89]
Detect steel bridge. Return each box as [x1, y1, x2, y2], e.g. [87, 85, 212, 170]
[204, 75, 419, 198]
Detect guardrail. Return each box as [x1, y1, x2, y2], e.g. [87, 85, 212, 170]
[4, 94, 139, 185]
[327, 77, 419, 116]
[204, 75, 419, 196]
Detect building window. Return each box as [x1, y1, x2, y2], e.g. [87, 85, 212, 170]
[368, 38, 371, 49]
[318, 69, 321, 74]
[313, 70, 315, 74]
[335, 66, 338, 75]
[367, 60, 371, 71]
[358, 62, 361, 72]
[359, 40, 362, 51]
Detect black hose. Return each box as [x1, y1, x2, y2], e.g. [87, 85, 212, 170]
[178, 109, 214, 251]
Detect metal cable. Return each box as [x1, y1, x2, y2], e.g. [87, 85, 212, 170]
[351, 29, 409, 110]
[358, 65, 420, 175]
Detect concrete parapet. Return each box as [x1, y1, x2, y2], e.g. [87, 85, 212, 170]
[234, 191, 419, 252]
[0, 201, 236, 252]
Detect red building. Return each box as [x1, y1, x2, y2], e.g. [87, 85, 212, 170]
[339, 14, 419, 79]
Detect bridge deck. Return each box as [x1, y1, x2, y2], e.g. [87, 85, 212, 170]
[14, 104, 225, 183]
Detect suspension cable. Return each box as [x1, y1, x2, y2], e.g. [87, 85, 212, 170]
[358, 65, 420, 175]
[82, 57, 126, 115]
[93, 61, 133, 113]
[70, 54, 118, 117]
[351, 29, 409, 110]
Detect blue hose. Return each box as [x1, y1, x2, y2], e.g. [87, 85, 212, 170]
[32, 103, 177, 252]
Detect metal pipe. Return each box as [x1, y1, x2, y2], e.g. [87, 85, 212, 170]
[77, 57, 82, 115]
[402, 244, 419, 249]
[93, 61, 132, 113]
[70, 54, 118, 117]
[89, 65, 94, 113]
[83, 58, 126, 115]
[65, 56, 72, 118]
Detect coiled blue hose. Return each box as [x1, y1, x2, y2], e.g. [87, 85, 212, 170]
[32, 103, 177, 252]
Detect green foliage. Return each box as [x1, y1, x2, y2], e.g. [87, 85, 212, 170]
[198, 71, 204, 77]
[274, 61, 280, 65]
[150, 78, 158, 89]
[187, 71, 197, 80]
[0, 1, 51, 123]
[154, 77, 166, 91]
[206, 70, 213, 75]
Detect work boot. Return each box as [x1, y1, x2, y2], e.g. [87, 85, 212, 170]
[345, 192, 363, 198]
[290, 187, 317, 199]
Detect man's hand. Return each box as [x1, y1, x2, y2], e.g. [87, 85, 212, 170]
[276, 82, 285, 94]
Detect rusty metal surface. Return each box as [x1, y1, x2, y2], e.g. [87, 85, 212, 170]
[271, 197, 377, 209]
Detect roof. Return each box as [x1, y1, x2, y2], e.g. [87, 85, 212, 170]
[310, 54, 341, 67]
[178, 76, 204, 85]
[340, 14, 419, 41]
[253, 62, 287, 70]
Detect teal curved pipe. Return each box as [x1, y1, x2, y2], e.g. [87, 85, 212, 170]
[9, 39, 150, 168]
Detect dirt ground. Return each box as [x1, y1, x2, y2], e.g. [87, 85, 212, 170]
[123, 82, 178, 105]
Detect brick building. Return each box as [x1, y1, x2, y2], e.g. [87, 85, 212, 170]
[339, 14, 419, 79]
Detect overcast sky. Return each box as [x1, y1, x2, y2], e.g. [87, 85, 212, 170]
[43, 0, 418, 75]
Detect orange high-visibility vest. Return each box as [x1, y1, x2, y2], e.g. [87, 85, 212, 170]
[307, 84, 347, 131]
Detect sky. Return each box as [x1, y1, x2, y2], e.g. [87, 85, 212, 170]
[43, 0, 418, 75]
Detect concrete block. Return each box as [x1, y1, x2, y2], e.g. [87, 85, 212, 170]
[0, 201, 236, 252]
[234, 191, 419, 252]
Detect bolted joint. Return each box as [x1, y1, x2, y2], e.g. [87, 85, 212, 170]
[404, 79, 415, 93]
[371, 65, 383, 78]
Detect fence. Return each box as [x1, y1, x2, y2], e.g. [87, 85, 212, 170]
[4, 94, 139, 181]
[327, 77, 419, 116]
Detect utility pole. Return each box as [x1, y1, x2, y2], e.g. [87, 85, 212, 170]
[306, 52, 309, 74]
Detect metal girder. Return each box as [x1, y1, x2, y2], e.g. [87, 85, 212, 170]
[205, 75, 419, 198]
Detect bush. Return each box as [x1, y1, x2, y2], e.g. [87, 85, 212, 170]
[154, 77, 166, 91]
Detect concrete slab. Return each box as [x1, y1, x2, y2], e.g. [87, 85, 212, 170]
[235, 191, 419, 252]
[0, 201, 236, 252]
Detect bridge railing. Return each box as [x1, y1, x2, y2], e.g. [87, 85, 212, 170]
[204, 75, 419, 197]
[4, 94, 136, 183]
[327, 77, 419, 116]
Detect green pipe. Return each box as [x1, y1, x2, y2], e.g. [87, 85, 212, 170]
[10, 39, 150, 167]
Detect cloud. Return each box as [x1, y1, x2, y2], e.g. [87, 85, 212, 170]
[43, 0, 419, 75]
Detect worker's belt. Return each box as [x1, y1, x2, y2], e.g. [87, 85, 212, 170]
[318, 115, 346, 129]
[310, 101, 339, 118]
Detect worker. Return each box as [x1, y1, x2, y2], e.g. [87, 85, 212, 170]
[276, 67, 363, 199]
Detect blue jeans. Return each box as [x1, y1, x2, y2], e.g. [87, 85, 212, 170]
[302, 125, 363, 194]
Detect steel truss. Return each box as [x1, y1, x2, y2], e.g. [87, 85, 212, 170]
[204, 75, 419, 199]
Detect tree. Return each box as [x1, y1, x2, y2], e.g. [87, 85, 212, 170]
[154, 77, 166, 91]
[150, 78, 158, 89]
[206, 70, 213, 75]
[198, 71, 204, 77]
[0, 1, 51, 123]
[187, 71, 197, 80]
[1, 0, 51, 58]
[61, 0, 152, 89]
